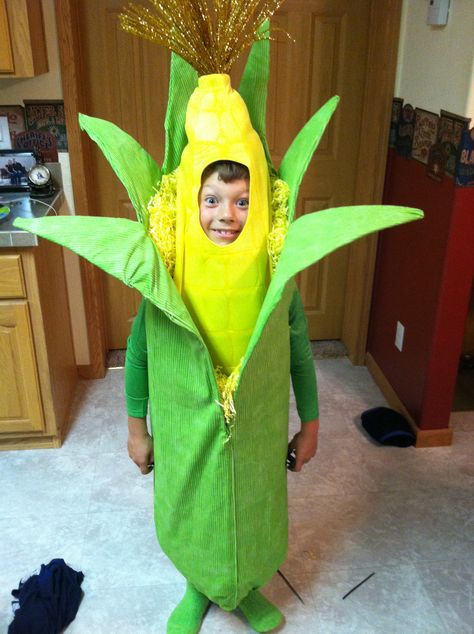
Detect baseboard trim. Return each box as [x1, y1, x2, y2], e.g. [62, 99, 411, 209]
[0, 435, 60, 451]
[365, 352, 453, 448]
[413, 427, 453, 447]
[78, 363, 105, 380]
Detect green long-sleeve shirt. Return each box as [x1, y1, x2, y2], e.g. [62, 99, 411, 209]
[125, 289, 318, 422]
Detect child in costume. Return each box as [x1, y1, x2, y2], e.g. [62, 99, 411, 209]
[13, 1, 423, 632]
[126, 158, 319, 632]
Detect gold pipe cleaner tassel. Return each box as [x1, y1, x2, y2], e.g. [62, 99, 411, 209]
[119, 0, 288, 75]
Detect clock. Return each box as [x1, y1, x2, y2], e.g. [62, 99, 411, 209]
[28, 162, 55, 197]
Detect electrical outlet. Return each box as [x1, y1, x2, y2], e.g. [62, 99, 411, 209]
[395, 321, 405, 352]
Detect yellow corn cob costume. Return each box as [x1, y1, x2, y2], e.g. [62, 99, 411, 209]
[174, 73, 272, 375]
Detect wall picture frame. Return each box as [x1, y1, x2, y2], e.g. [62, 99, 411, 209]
[438, 110, 471, 177]
[24, 100, 68, 151]
[0, 150, 36, 191]
[396, 103, 415, 157]
[0, 116, 12, 150]
[411, 108, 439, 165]
[456, 127, 474, 187]
[0, 105, 26, 146]
[389, 98, 403, 147]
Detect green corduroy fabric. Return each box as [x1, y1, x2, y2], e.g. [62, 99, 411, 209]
[13, 204, 422, 351]
[279, 95, 340, 222]
[239, 22, 274, 171]
[13, 215, 199, 336]
[162, 53, 198, 175]
[126, 288, 319, 423]
[13, 205, 422, 609]
[241, 204, 423, 372]
[143, 296, 237, 607]
[79, 113, 161, 228]
[144, 283, 295, 609]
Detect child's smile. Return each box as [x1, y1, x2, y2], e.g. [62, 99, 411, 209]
[199, 173, 249, 246]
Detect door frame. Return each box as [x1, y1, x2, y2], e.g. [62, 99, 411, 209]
[55, 0, 402, 377]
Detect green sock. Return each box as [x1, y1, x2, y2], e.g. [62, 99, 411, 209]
[238, 589, 284, 633]
[166, 582, 210, 634]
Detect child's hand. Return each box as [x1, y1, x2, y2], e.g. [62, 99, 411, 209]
[127, 416, 154, 475]
[288, 419, 319, 472]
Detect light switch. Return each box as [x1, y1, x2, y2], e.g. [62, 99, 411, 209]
[427, 0, 450, 26]
[395, 321, 405, 352]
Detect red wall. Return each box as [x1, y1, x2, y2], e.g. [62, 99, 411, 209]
[367, 150, 474, 430]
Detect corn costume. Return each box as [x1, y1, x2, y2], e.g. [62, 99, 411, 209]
[14, 0, 423, 630]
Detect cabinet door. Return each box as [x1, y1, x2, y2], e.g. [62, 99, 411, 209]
[0, 301, 45, 433]
[0, 0, 48, 78]
[0, 0, 14, 73]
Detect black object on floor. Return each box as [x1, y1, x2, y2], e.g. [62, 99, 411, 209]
[360, 407, 416, 447]
[277, 569, 305, 604]
[8, 558, 84, 634]
[342, 572, 376, 600]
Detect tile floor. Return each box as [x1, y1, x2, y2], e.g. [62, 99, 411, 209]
[1, 359, 473, 633]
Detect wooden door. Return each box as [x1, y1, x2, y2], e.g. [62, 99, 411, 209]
[268, 0, 372, 339]
[77, 0, 169, 348]
[78, 0, 373, 347]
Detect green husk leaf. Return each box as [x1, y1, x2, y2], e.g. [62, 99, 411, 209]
[79, 113, 161, 228]
[279, 95, 340, 222]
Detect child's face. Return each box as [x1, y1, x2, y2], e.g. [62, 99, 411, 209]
[199, 172, 249, 246]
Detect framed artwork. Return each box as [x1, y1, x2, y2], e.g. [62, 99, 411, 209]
[0, 150, 36, 191]
[24, 100, 68, 151]
[427, 143, 446, 182]
[411, 108, 438, 165]
[396, 103, 415, 157]
[0, 116, 12, 150]
[0, 105, 26, 146]
[438, 110, 471, 177]
[389, 98, 403, 147]
[14, 130, 58, 162]
[456, 127, 474, 187]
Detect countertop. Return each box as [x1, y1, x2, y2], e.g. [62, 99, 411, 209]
[0, 190, 63, 247]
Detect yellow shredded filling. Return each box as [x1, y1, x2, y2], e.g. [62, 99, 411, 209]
[268, 176, 290, 272]
[147, 171, 178, 276]
[147, 171, 290, 427]
[214, 363, 241, 435]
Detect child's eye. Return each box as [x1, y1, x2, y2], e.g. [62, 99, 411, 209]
[237, 198, 249, 208]
[204, 196, 218, 205]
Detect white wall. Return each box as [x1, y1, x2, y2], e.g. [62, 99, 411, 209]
[0, 0, 62, 102]
[395, 0, 474, 119]
[0, 0, 90, 365]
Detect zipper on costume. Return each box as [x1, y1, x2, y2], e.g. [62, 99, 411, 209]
[230, 426, 239, 607]
[165, 307, 229, 434]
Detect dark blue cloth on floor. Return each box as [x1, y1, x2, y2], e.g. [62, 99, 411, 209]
[8, 558, 84, 634]
[361, 406, 416, 447]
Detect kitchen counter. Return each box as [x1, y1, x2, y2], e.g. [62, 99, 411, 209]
[0, 190, 63, 248]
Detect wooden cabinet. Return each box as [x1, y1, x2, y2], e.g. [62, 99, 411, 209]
[0, 300, 45, 433]
[0, 0, 14, 73]
[0, 0, 48, 77]
[0, 242, 77, 450]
